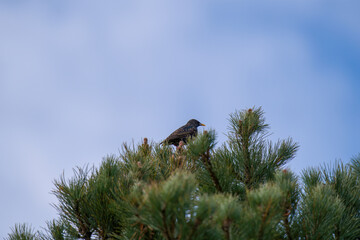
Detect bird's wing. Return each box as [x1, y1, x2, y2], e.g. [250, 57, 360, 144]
[165, 125, 196, 141]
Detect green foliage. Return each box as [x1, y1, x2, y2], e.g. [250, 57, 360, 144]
[6, 223, 37, 240]
[8, 107, 360, 240]
[87, 156, 130, 239]
[350, 154, 360, 178]
[299, 184, 344, 240]
[224, 107, 299, 191]
[130, 171, 223, 240]
[38, 219, 76, 240]
[300, 161, 360, 239]
[274, 170, 300, 240]
[52, 166, 94, 239]
[242, 183, 284, 240]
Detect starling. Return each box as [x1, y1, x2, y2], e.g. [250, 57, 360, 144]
[161, 119, 205, 146]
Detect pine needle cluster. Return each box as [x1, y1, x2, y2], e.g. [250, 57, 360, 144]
[7, 107, 360, 240]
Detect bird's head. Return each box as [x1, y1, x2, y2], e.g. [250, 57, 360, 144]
[187, 119, 206, 127]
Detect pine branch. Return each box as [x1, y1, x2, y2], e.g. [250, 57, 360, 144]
[201, 148, 223, 192]
[12, 107, 360, 240]
[161, 206, 172, 240]
[221, 218, 231, 240]
[258, 200, 272, 240]
[242, 136, 252, 189]
[283, 210, 293, 240]
[238, 117, 252, 189]
[187, 218, 202, 240]
[6, 224, 37, 240]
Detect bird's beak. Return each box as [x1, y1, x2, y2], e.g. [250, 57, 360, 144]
[200, 123, 206, 126]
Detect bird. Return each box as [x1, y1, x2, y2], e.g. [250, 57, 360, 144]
[161, 119, 205, 146]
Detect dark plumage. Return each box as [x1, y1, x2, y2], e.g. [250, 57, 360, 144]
[161, 119, 205, 146]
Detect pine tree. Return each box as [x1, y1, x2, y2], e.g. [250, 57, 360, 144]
[7, 107, 360, 240]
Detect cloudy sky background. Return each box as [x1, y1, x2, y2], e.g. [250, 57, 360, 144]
[1, 0, 359, 236]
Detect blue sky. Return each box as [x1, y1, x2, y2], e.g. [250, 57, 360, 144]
[0, 0, 359, 236]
